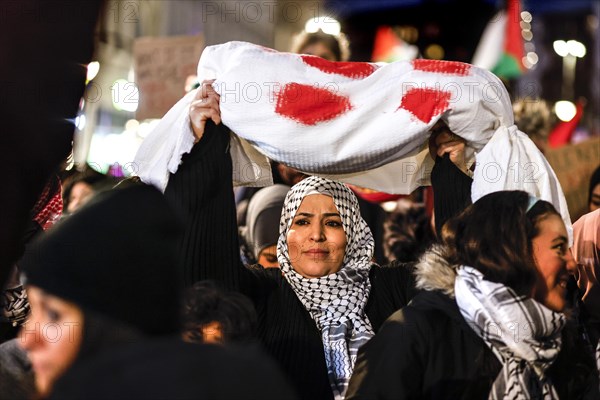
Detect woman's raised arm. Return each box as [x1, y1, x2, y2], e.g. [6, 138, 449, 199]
[163, 81, 241, 289]
[428, 125, 473, 234]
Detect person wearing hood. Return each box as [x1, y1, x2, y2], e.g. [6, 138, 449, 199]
[240, 184, 290, 268]
[346, 191, 600, 400]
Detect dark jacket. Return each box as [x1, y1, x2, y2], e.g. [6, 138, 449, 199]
[0, 339, 35, 400]
[346, 249, 600, 400]
[164, 122, 475, 400]
[50, 338, 298, 400]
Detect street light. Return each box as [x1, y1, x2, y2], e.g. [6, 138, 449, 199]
[554, 100, 577, 122]
[553, 39, 586, 100]
[86, 61, 100, 83]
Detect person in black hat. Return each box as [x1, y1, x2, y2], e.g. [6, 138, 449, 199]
[17, 184, 297, 400]
[16, 184, 183, 398]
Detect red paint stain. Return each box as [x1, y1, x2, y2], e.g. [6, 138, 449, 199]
[398, 88, 451, 123]
[301, 55, 377, 79]
[412, 59, 471, 76]
[275, 83, 352, 126]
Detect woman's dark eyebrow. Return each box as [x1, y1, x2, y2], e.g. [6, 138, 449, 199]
[295, 212, 341, 218]
[551, 236, 568, 244]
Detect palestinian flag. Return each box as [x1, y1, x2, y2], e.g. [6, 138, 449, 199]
[472, 0, 525, 79]
[371, 25, 419, 63]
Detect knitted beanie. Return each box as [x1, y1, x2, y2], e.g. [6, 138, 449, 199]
[20, 184, 183, 335]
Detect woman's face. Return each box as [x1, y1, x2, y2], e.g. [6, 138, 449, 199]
[300, 42, 337, 61]
[286, 194, 347, 278]
[257, 245, 279, 268]
[182, 321, 224, 345]
[531, 215, 574, 312]
[18, 286, 83, 398]
[67, 182, 94, 214]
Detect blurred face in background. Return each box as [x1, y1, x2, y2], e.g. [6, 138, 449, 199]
[590, 184, 600, 212]
[67, 182, 94, 214]
[257, 245, 279, 268]
[18, 286, 83, 398]
[300, 42, 337, 61]
[276, 163, 307, 186]
[182, 321, 224, 345]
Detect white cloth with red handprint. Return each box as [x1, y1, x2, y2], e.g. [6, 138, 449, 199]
[134, 41, 572, 242]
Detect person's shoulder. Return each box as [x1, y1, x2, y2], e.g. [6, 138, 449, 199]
[51, 338, 298, 400]
[368, 260, 417, 292]
[371, 260, 416, 273]
[384, 291, 455, 332]
[358, 293, 451, 367]
[245, 264, 285, 287]
[247, 263, 283, 277]
[0, 338, 31, 372]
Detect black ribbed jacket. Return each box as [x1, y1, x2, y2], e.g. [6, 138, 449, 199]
[164, 121, 472, 400]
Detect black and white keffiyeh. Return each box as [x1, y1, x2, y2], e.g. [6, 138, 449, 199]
[277, 176, 375, 399]
[455, 266, 566, 400]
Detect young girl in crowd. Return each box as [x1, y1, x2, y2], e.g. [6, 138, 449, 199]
[346, 191, 600, 399]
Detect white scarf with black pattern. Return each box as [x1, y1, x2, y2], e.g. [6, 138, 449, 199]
[277, 176, 375, 400]
[455, 266, 566, 400]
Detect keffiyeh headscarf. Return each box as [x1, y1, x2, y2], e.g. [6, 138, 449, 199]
[32, 174, 63, 231]
[455, 266, 566, 400]
[277, 176, 375, 399]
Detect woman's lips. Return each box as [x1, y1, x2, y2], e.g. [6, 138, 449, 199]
[303, 249, 330, 259]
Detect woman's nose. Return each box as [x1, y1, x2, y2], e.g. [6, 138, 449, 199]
[309, 223, 326, 241]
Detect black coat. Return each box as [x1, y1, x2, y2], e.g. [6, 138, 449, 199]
[348, 290, 502, 399]
[347, 269, 600, 400]
[49, 338, 299, 400]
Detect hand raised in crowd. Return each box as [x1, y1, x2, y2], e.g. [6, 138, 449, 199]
[189, 79, 221, 143]
[428, 121, 469, 175]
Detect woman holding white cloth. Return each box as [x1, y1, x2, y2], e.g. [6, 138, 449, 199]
[161, 78, 472, 400]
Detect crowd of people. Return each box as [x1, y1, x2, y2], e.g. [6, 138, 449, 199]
[1, 29, 599, 400]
